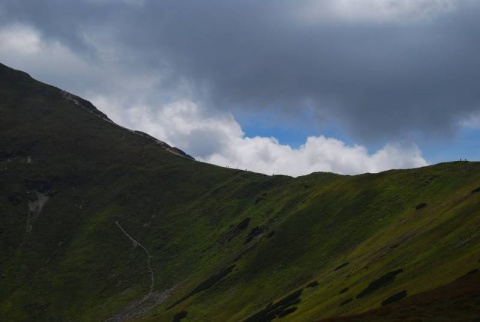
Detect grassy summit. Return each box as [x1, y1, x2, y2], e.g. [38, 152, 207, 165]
[1, 63, 479, 321]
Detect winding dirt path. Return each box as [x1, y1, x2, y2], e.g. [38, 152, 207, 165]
[115, 220, 155, 303]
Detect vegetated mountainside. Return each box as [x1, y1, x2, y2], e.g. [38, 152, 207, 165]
[0, 62, 479, 322]
[320, 269, 480, 322]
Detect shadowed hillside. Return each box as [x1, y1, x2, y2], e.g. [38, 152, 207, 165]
[1, 63, 479, 321]
[319, 269, 480, 321]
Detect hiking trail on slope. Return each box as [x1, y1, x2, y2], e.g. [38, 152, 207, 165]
[115, 220, 155, 303]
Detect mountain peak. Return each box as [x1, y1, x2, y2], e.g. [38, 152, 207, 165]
[0, 61, 193, 161]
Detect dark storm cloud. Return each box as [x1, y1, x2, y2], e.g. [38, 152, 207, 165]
[2, 0, 480, 141]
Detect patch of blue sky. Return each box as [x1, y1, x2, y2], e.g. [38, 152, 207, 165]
[422, 127, 480, 164]
[233, 108, 351, 148]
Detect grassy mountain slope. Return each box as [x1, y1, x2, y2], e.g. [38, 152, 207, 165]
[320, 269, 480, 321]
[1, 62, 479, 321]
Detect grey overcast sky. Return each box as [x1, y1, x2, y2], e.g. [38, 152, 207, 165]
[1, 0, 479, 176]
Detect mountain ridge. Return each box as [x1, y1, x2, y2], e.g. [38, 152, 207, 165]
[0, 62, 193, 161]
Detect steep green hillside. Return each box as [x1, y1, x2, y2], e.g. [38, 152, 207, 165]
[1, 62, 479, 321]
[320, 269, 480, 321]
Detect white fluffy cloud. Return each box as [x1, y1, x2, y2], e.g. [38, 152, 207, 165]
[94, 97, 428, 176]
[204, 136, 428, 176]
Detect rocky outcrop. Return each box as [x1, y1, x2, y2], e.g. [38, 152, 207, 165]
[62, 90, 112, 121]
[26, 191, 49, 233]
[133, 131, 195, 160]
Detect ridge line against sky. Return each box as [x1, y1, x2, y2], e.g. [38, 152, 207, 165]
[1, 0, 479, 176]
